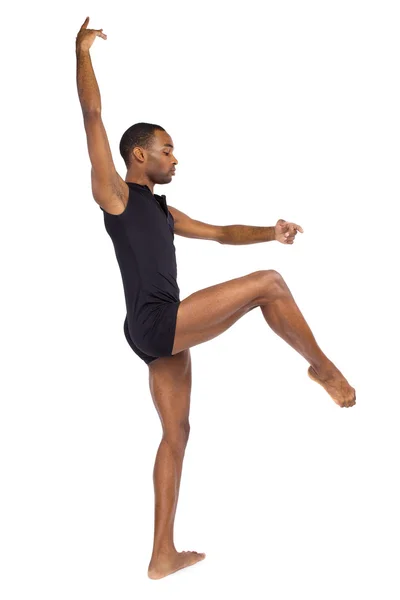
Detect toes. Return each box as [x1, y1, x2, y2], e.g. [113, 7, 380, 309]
[341, 397, 356, 408]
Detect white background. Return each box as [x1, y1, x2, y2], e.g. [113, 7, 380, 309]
[1, 0, 399, 598]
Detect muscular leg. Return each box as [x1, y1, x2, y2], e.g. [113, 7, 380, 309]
[147, 349, 205, 580]
[171, 270, 355, 407]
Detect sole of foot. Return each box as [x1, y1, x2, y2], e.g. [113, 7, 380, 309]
[308, 365, 356, 408]
[148, 550, 206, 580]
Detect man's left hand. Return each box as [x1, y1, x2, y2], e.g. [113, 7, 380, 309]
[275, 219, 304, 244]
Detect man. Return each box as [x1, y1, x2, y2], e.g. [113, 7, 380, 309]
[76, 17, 356, 580]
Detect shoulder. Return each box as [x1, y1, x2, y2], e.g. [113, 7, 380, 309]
[166, 204, 180, 223]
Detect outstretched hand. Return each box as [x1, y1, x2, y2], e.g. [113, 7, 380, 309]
[76, 17, 107, 52]
[275, 219, 304, 244]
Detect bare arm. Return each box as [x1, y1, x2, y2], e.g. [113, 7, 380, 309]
[221, 225, 276, 244]
[168, 206, 225, 243]
[167, 205, 274, 244]
[219, 221, 303, 245]
[76, 18, 128, 214]
[168, 206, 303, 245]
[76, 42, 102, 113]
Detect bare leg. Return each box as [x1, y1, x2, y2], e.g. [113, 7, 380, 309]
[260, 276, 356, 407]
[260, 279, 328, 371]
[147, 349, 205, 580]
[171, 270, 355, 407]
[171, 271, 281, 354]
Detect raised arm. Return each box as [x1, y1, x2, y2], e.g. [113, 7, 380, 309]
[75, 17, 128, 214]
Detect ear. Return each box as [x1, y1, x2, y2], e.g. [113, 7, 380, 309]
[132, 147, 145, 163]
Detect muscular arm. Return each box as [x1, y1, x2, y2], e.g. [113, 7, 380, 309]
[220, 225, 276, 244]
[76, 46, 127, 213]
[168, 206, 225, 243]
[168, 206, 275, 244]
[76, 46, 102, 113]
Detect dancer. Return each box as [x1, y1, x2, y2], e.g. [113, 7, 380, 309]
[76, 17, 356, 580]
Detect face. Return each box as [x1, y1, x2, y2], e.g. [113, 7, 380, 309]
[141, 129, 178, 184]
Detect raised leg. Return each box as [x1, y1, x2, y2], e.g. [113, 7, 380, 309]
[147, 349, 206, 580]
[260, 276, 329, 372]
[171, 270, 355, 407]
[259, 275, 356, 407]
[171, 270, 280, 355]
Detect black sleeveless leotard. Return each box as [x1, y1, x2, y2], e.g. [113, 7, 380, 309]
[100, 182, 180, 364]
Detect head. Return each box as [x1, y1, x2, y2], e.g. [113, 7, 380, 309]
[119, 122, 178, 185]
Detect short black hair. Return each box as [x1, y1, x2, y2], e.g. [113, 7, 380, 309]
[119, 122, 165, 168]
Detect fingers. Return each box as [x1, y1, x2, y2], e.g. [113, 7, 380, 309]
[284, 225, 296, 240]
[287, 223, 303, 233]
[283, 222, 304, 244]
[276, 219, 304, 244]
[272, 220, 304, 243]
[78, 19, 107, 41]
[79, 17, 106, 39]
[280, 222, 303, 239]
[284, 226, 296, 243]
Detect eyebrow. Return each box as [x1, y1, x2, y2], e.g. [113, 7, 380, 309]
[163, 144, 174, 149]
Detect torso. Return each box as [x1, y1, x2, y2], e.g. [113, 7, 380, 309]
[100, 182, 180, 336]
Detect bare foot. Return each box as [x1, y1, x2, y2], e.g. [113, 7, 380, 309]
[308, 363, 356, 408]
[148, 550, 206, 580]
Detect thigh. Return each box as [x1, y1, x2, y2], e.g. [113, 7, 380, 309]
[171, 270, 281, 355]
[148, 349, 192, 430]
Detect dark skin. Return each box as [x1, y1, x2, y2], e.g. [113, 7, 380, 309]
[76, 17, 356, 580]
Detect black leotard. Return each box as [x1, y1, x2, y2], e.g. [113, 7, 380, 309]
[100, 182, 180, 364]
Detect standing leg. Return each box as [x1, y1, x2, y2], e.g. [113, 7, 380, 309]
[147, 349, 205, 580]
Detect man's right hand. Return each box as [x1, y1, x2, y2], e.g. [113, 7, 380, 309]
[76, 16, 107, 52]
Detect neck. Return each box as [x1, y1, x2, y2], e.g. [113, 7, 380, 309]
[125, 171, 154, 194]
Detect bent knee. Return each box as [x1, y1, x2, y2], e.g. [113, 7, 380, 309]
[254, 269, 285, 285]
[253, 269, 287, 303]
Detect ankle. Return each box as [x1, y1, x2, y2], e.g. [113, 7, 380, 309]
[151, 543, 177, 559]
[311, 357, 334, 378]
